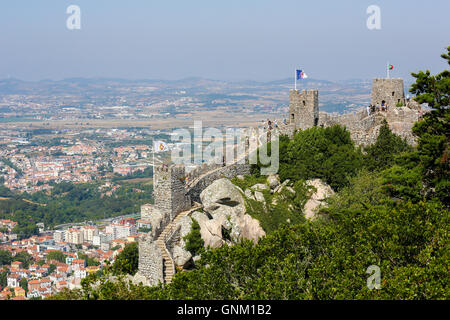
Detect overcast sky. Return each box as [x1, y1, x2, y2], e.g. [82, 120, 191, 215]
[0, 0, 449, 82]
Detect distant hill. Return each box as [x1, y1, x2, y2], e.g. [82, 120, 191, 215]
[0, 77, 376, 115]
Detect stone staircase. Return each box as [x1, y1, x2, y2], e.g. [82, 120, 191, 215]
[156, 204, 201, 284]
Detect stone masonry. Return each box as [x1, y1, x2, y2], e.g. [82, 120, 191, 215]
[154, 164, 191, 221]
[135, 160, 251, 286]
[135, 164, 191, 286]
[371, 78, 406, 107]
[284, 78, 422, 146]
[288, 89, 319, 131]
[135, 235, 163, 286]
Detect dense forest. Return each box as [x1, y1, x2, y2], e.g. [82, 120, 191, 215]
[45, 47, 448, 299]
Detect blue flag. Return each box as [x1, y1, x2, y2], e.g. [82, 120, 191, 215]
[296, 69, 308, 80]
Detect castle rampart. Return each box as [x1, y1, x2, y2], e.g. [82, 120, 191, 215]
[137, 236, 163, 286]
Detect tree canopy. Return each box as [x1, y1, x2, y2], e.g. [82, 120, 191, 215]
[277, 125, 364, 191]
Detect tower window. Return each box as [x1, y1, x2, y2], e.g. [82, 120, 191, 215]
[302, 100, 306, 106]
[392, 91, 395, 96]
[291, 114, 295, 121]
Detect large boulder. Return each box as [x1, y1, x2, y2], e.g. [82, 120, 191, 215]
[238, 214, 266, 243]
[172, 245, 192, 268]
[198, 178, 266, 247]
[200, 219, 224, 249]
[200, 178, 246, 218]
[303, 179, 335, 220]
[191, 210, 209, 224]
[244, 188, 255, 200]
[132, 271, 151, 287]
[176, 215, 193, 248]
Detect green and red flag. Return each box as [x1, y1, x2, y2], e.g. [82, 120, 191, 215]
[388, 64, 394, 70]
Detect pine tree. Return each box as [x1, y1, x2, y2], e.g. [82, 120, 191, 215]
[364, 119, 411, 171]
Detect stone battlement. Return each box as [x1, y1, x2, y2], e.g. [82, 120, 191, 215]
[185, 162, 223, 183]
[285, 77, 422, 146]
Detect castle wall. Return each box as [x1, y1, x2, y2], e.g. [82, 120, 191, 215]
[187, 163, 251, 203]
[185, 162, 223, 183]
[137, 237, 163, 286]
[318, 107, 420, 146]
[140, 204, 153, 220]
[288, 89, 319, 130]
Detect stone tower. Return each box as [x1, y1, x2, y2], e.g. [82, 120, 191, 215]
[371, 78, 406, 107]
[154, 164, 191, 221]
[288, 89, 319, 130]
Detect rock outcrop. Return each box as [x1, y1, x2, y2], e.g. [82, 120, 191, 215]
[198, 178, 266, 247]
[303, 179, 334, 220]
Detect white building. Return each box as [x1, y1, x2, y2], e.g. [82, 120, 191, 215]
[81, 226, 98, 242]
[105, 224, 136, 240]
[92, 232, 112, 247]
[53, 230, 66, 243]
[74, 268, 87, 279]
[7, 274, 21, 288]
[65, 228, 84, 245]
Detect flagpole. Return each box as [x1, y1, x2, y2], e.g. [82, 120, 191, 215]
[152, 140, 155, 189]
[387, 61, 390, 79]
[294, 68, 297, 91]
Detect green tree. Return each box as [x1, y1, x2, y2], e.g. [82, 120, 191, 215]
[11, 223, 39, 239]
[48, 264, 57, 275]
[364, 119, 412, 171]
[13, 251, 32, 269]
[0, 250, 12, 266]
[77, 253, 100, 267]
[0, 270, 7, 288]
[112, 242, 139, 275]
[184, 220, 204, 256]
[384, 47, 449, 205]
[19, 278, 28, 294]
[276, 125, 363, 191]
[46, 251, 66, 263]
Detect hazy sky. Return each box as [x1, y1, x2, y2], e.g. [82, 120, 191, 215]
[0, 0, 449, 82]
